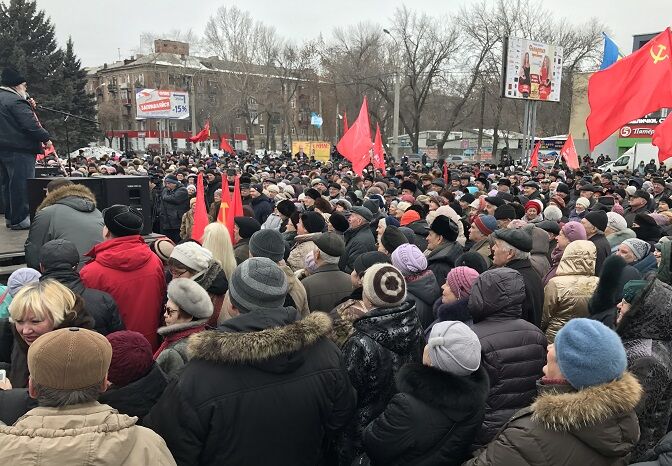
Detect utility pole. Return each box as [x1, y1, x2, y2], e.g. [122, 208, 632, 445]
[384, 28, 402, 162]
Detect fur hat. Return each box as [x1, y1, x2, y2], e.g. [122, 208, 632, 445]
[430, 214, 459, 241]
[276, 199, 296, 218]
[171, 242, 213, 272]
[554, 318, 627, 389]
[300, 211, 326, 233]
[167, 278, 214, 319]
[494, 204, 516, 220]
[234, 216, 262, 239]
[454, 251, 489, 274]
[106, 330, 153, 387]
[329, 212, 349, 233]
[103, 205, 143, 237]
[445, 266, 479, 299]
[249, 229, 285, 262]
[229, 257, 288, 313]
[1, 67, 26, 86]
[391, 243, 427, 276]
[362, 263, 407, 308]
[543, 205, 563, 222]
[428, 321, 481, 376]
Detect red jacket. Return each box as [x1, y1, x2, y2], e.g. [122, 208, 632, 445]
[81, 235, 166, 349]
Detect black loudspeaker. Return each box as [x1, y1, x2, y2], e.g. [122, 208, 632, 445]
[28, 176, 152, 235]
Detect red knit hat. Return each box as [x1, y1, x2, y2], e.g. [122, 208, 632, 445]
[524, 200, 542, 215]
[400, 209, 421, 226]
[106, 331, 154, 387]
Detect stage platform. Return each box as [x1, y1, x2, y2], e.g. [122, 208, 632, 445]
[0, 215, 29, 282]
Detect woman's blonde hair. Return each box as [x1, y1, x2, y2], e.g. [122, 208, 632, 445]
[201, 222, 237, 281]
[9, 279, 77, 328]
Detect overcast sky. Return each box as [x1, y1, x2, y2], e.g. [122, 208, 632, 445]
[36, 0, 670, 66]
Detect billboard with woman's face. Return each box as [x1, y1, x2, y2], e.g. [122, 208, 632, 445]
[502, 37, 563, 102]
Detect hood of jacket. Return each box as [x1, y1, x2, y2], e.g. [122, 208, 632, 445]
[85, 236, 155, 272]
[406, 270, 440, 307]
[556, 240, 596, 277]
[407, 219, 429, 237]
[531, 372, 642, 456]
[40, 269, 86, 295]
[37, 184, 97, 213]
[531, 226, 550, 256]
[353, 300, 422, 355]
[607, 228, 636, 248]
[396, 363, 489, 422]
[468, 268, 525, 322]
[618, 279, 672, 341]
[188, 312, 331, 367]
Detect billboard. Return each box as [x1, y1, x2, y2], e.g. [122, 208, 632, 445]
[502, 37, 563, 102]
[135, 88, 190, 119]
[619, 116, 666, 139]
[291, 140, 331, 162]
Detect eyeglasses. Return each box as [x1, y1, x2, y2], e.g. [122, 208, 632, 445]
[169, 266, 187, 277]
[164, 305, 180, 316]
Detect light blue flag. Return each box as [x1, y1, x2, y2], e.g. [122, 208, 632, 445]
[600, 33, 624, 70]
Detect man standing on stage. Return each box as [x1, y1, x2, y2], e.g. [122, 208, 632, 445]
[0, 67, 52, 230]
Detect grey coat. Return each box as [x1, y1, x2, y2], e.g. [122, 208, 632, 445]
[301, 263, 353, 313]
[24, 184, 104, 270]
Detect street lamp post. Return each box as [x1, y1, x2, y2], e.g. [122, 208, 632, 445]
[383, 28, 401, 162]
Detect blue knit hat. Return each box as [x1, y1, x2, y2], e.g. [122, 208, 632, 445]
[554, 318, 627, 389]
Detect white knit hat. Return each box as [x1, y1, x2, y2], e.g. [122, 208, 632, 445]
[606, 212, 627, 232]
[170, 242, 213, 272]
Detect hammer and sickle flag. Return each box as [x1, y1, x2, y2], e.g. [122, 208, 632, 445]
[586, 27, 672, 150]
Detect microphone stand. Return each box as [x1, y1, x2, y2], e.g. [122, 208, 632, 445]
[35, 105, 99, 175]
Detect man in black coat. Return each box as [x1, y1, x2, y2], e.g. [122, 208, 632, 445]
[204, 170, 221, 206]
[145, 257, 356, 465]
[38, 239, 124, 336]
[249, 183, 274, 225]
[582, 210, 612, 274]
[340, 206, 377, 274]
[159, 173, 189, 243]
[491, 227, 544, 328]
[0, 67, 52, 229]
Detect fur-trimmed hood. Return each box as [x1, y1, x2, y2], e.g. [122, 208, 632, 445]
[188, 312, 332, 364]
[396, 363, 489, 421]
[37, 184, 97, 212]
[531, 372, 642, 432]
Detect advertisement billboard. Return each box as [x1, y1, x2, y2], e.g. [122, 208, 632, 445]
[619, 117, 666, 138]
[502, 37, 563, 102]
[135, 88, 190, 119]
[291, 141, 331, 162]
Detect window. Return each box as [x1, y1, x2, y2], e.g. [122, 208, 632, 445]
[259, 125, 265, 135]
[235, 126, 241, 134]
[290, 99, 296, 109]
[290, 127, 295, 135]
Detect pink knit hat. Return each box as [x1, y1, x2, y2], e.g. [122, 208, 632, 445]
[446, 266, 479, 300]
[391, 243, 427, 276]
[561, 221, 587, 242]
[611, 203, 625, 216]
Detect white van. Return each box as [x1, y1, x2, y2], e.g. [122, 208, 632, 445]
[598, 143, 672, 172]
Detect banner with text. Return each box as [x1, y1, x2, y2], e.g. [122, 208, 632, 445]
[292, 140, 331, 162]
[135, 88, 190, 119]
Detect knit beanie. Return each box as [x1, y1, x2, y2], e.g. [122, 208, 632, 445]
[103, 205, 144, 237]
[170, 242, 213, 273]
[167, 278, 214, 319]
[249, 229, 285, 262]
[554, 318, 627, 389]
[561, 221, 587, 242]
[7, 268, 41, 297]
[229, 257, 288, 313]
[428, 321, 481, 376]
[276, 199, 296, 218]
[584, 210, 608, 232]
[391, 243, 427, 276]
[612, 203, 626, 216]
[362, 263, 407, 308]
[606, 212, 627, 232]
[622, 238, 650, 261]
[543, 205, 562, 222]
[473, 214, 497, 236]
[446, 266, 480, 300]
[329, 212, 349, 233]
[300, 211, 326, 233]
[381, 226, 409, 254]
[550, 195, 566, 209]
[106, 331, 153, 387]
[1, 67, 26, 86]
[575, 197, 590, 209]
[400, 209, 421, 226]
[234, 216, 262, 238]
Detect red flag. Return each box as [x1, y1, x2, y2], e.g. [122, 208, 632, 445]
[443, 162, 448, 184]
[191, 173, 210, 241]
[372, 123, 386, 175]
[653, 116, 672, 162]
[343, 111, 349, 134]
[37, 144, 56, 161]
[560, 135, 580, 170]
[336, 97, 372, 176]
[586, 28, 672, 150]
[220, 136, 235, 154]
[217, 174, 232, 225]
[188, 121, 211, 143]
[227, 176, 244, 244]
[529, 141, 541, 168]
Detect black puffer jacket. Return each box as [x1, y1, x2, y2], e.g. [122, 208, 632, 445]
[0, 86, 50, 153]
[145, 310, 355, 466]
[340, 301, 424, 463]
[618, 279, 672, 461]
[363, 363, 489, 466]
[99, 363, 168, 424]
[40, 268, 124, 336]
[468, 268, 548, 448]
[159, 185, 189, 230]
[406, 270, 441, 329]
[505, 258, 544, 327]
[425, 240, 463, 284]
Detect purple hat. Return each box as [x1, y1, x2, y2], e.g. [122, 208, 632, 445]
[391, 243, 427, 276]
[561, 221, 587, 242]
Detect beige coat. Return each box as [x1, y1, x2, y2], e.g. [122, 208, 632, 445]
[279, 262, 310, 318]
[287, 233, 319, 271]
[0, 402, 176, 465]
[542, 240, 599, 343]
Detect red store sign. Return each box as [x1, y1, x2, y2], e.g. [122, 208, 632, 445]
[619, 124, 657, 138]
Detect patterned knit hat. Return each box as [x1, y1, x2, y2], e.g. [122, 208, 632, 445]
[473, 214, 497, 236]
[622, 238, 651, 261]
[446, 266, 480, 300]
[362, 263, 407, 308]
[391, 243, 427, 276]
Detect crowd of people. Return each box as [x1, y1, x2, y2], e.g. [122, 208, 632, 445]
[3, 67, 672, 465]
